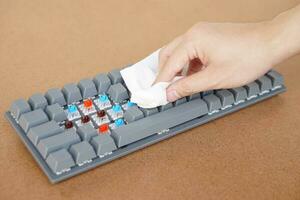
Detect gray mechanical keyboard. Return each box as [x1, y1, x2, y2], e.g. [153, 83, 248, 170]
[5, 68, 286, 183]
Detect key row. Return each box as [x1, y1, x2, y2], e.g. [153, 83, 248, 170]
[26, 120, 117, 174]
[9, 69, 131, 120]
[46, 135, 116, 174]
[111, 72, 284, 147]
[15, 98, 137, 135]
[46, 133, 116, 175]
[14, 71, 284, 135]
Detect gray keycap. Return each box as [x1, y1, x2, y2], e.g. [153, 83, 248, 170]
[28, 121, 63, 145]
[46, 149, 75, 174]
[69, 141, 96, 165]
[108, 69, 123, 84]
[28, 93, 48, 110]
[78, 79, 97, 99]
[230, 87, 247, 102]
[201, 90, 214, 97]
[77, 124, 98, 141]
[93, 74, 111, 93]
[267, 70, 284, 88]
[139, 107, 158, 117]
[10, 99, 31, 120]
[256, 76, 272, 92]
[124, 106, 144, 123]
[174, 97, 187, 106]
[62, 83, 82, 104]
[45, 88, 66, 106]
[244, 82, 260, 97]
[203, 94, 222, 112]
[37, 129, 81, 158]
[45, 104, 67, 122]
[107, 83, 129, 103]
[111, 98, 208, 147]
[187, 93, 200, 101]
[19, 109, 49, 133]
[215, 90, 234, 107]
[90, 135, 117, 156]
[158, 102, 173, 111]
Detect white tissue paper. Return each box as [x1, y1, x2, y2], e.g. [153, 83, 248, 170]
[120, 49, 181, 109]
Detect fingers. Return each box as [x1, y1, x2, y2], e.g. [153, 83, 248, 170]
[155, 43, 191, 83]
[166, 67, 218, 102]
[158, 36, 183, 71]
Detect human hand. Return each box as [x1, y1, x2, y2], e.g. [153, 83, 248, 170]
[155, 22, 279, 102]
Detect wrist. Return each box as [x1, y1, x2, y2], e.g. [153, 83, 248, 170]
[262, 6, 300, 66]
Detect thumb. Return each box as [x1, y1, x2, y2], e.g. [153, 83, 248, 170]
[166, 67, 216, 102]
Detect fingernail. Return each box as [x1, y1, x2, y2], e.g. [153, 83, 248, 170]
[167, 89, 180, 102]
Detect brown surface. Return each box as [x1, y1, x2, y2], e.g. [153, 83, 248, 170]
[0, 0, 300, 199]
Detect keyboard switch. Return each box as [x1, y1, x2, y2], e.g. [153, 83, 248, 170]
[107, 104, 124, 120]
[107, 83, 129, 103]
[65, 105, 81, 121]
[78, 99, 97, 115]
[124, 106, 144, 123]
[10, 99, 31, 120]
[75, 116, 93, 127]
[69, 141, 96, 166]
[94, 94, 112, 110]
[122, 101, 136, 110]
[91, 111, 110, 127]
[110, 118, 125, 130]
[46, 149, 75, 175]
[90, 135, 117, 157]
[19, 109, 49, 133]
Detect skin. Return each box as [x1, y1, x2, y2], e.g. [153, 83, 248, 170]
[155, 5, 300, 102]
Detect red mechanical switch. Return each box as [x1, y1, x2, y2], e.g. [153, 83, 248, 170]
[99, 124, 109, 133]
[83, 99, 93, 108]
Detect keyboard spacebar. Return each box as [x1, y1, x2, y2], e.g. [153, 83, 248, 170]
[111, 99, 208, 147]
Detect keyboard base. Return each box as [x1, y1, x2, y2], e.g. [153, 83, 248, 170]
[5, 86, 286, 183]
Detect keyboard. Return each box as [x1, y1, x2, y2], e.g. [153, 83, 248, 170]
[5, 68, 286, 183]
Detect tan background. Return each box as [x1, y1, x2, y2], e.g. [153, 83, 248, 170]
[0, 0, 300, 199]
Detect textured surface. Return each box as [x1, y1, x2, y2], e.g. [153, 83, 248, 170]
[0, 0, 300, 200]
